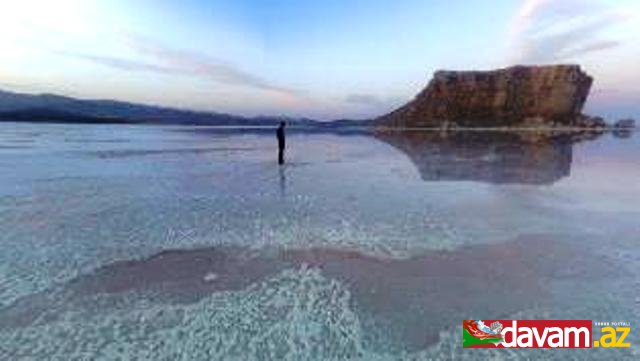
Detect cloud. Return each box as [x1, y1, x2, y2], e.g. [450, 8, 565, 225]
[345, 93, 384, 106]
[509, 0, 630, 63]
[561, 40, 620, 59]
[341, 93, 405, 119]
[59, 35, 296, 95]
[509, 0, 551, 41]
[57, 51, 176, 73]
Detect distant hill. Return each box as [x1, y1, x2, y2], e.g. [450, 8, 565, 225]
[0, 89, 374, 127]
[0, 107, 133, 124]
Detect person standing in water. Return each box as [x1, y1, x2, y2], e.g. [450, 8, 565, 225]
[276, 121, 286, 165]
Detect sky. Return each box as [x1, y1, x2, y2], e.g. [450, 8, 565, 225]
[0, 0, 638, 120]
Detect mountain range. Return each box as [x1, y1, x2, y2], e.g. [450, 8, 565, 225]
[0, 89, 373, 127]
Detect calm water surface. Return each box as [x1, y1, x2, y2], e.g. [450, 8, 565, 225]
[0, 122, 638, 360]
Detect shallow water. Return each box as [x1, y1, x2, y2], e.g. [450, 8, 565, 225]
[0, 122, 638, 360]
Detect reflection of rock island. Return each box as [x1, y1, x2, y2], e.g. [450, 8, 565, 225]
[375, 131, 583, 185]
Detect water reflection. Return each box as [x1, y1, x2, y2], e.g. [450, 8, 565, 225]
[612, 127, 634, 139]
[279, 165, 286, 197]
[1, 123, 637, 360]
[375, 131, 603, 185]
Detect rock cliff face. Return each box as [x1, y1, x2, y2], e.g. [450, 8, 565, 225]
[377, 65, 594, 128]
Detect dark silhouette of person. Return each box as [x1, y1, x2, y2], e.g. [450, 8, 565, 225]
[276, 121, 286, 164]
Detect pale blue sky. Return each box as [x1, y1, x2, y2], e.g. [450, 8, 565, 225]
[0, 0, 638, 119]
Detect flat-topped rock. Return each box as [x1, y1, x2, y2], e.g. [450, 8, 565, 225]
[377, 65, 594, 128]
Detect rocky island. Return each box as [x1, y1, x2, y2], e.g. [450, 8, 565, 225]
[377, 64, 603, 129]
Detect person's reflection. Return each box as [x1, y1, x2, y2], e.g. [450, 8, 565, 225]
[279, 164, 286, 197]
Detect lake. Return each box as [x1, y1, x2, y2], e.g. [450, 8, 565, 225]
[0, 122, 638, 360]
